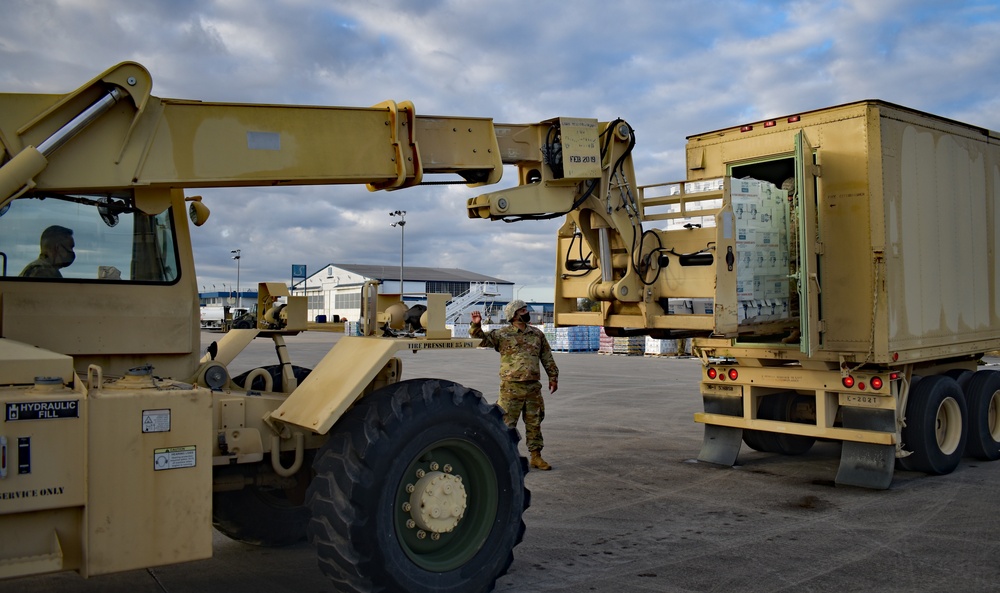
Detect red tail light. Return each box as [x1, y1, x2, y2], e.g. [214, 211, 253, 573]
[728, 368, 739, 381]
[871, 377, 883, 390]
[707, 368, 718, 380]
[842, 375, 855, 388]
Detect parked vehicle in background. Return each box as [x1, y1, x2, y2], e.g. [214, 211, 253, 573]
[200, 305, 228, 330]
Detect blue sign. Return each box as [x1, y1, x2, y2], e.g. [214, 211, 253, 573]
[291, 264, 307, 279]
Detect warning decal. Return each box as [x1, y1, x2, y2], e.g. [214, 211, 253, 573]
[153, 446, 196, 471]
[142, 409, 171, 433]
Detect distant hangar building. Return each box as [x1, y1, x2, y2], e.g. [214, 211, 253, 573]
[292, 263, 514, 323]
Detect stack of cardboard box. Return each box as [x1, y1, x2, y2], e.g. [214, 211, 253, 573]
[732, 178, 792, 324]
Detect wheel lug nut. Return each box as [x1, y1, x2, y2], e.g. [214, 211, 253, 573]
[406, 519, 416, 529]
[416, 469, 425, 478]
[443, 464, 453, 473]
[430, 462, 439, 470]
[431, 532, 441, 541]
[417, 530, 427, 539]
[406, 483, 415, 493]
[402, 502, 411, 512]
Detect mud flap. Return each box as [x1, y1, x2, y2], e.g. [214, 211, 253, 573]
[835, 407, 895, 490]
[697, 394, 743, 466]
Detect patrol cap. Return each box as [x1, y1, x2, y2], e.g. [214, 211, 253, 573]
[504, 299, 527, 322]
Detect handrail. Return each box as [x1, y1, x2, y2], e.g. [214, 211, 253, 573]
[639, 178, 724, 223]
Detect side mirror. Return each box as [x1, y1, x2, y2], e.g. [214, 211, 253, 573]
[186, 195, 210, 226]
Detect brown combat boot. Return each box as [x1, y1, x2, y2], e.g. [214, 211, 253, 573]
[529, 451, 551, 471]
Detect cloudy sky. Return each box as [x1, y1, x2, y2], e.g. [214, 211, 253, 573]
[3, 0, 1000, 300]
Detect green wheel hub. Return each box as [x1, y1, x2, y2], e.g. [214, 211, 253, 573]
[394, 438, 499, 571]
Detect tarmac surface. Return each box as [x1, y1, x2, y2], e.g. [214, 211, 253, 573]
[9, 330, 1000, 593]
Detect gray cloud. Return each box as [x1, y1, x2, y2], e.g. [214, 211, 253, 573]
[3, 0, 1000, 295]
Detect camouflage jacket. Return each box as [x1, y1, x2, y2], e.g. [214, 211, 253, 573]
[19, 258, 61, 278]
[470, 322, 559, 382]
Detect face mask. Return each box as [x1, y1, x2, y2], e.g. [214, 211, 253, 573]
[54, 243, 75, 268]
[517, 312, 531, 323]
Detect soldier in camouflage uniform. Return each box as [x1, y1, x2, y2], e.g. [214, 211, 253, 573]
[470, 299, 559, 470]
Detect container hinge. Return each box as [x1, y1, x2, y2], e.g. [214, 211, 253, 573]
[814, 241, 825, 255]
[818, 320, 827, 334]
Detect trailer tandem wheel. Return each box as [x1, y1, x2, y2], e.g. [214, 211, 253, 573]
[962, 370, 1000, 461]
[899, 375, 967, 475]
[741, 427, 769, 453]
[743, 392, 816, 456]
[307, 378, 528, 593]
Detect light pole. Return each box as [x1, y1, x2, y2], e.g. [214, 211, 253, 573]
[390, 210, 406, 295]
[231, 249, 241, 309]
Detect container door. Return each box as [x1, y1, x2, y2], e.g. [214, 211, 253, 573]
[795, 131, 820, 356]
[713, 177, 738, 336]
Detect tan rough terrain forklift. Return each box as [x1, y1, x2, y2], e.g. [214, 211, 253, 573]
[0, 61, 555, 593]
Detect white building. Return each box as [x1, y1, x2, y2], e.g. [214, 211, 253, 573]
[291, 263, 514, 324]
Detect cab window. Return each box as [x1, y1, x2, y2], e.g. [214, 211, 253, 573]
[0, 194, 179, 283]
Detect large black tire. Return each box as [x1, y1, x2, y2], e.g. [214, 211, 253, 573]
[962, 370, 1000, 461]
[900, 375, 967, 475]
[741, 427, 769, 452]
[743, 392, 815, 455]
[232, 317, 255, 329]
[212, 452, 314, 546]
[307, 378, 528, 593]
[944, 368, 974, 388]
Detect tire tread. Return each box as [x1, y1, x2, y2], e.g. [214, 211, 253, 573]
[307, 378, 527, 593]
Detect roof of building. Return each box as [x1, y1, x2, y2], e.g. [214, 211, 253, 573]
[320, 263, 511, 285]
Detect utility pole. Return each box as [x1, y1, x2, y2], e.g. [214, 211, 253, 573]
[390, 211, 406, 295]
[231, 249, 241, 309]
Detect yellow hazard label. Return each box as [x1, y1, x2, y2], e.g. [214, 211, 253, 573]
[153, 445, 196, 471]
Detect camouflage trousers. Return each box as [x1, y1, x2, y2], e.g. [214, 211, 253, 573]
[498, 380, 545, 452]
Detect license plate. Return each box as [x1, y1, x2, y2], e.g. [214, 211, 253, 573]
[839, 393, 885, 408]
[702, 382, 741, 396]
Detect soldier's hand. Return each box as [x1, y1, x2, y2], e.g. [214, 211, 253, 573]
[471, 311, 482, 324]
[549, 379, 558, 394]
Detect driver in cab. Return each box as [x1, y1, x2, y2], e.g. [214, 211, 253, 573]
[20, 225, 75, 278]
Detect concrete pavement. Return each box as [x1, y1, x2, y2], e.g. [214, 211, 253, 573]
[8, 331, 1000, 592]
